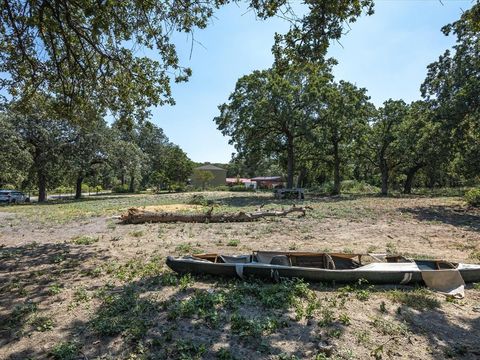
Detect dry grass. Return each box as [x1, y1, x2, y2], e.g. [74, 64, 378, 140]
[1, 191, 480, 359]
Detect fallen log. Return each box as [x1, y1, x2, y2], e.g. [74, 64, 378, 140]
[120, 205, 311, 224]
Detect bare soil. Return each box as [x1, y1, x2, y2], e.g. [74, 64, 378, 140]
[1, 192, 479, 359]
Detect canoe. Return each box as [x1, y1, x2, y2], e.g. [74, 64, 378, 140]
[166, 251, 480, 285]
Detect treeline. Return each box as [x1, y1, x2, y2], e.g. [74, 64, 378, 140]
[0, 97, 192, 202]
[216, 5, 479, 195]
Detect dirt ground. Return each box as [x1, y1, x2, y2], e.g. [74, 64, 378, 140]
[1, 192, 479, 359]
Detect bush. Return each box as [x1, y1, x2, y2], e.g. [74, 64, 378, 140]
[169, 183, 186, 192]
[2, 184, 16, 190]
[341, 180, 380, 194]
[112, 184, 130, 193]
[465, 188, 480, 207]
[230, 185, 253, 192]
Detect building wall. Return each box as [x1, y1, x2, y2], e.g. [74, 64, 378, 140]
[191, 169, 227, 187]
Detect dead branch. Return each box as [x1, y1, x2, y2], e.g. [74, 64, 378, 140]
[120, 205, 311, 224]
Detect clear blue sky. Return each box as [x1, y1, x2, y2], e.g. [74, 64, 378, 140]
[152, 0, 473, 164]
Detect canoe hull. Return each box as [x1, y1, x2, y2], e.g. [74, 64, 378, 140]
[166, 256, 480, 285]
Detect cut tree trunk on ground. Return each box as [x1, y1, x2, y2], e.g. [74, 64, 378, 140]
[120, 206, 311, 224]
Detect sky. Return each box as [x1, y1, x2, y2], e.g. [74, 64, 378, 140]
[152, 0, 474, 164]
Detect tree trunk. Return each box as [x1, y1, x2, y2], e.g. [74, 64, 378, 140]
[332, 140, 341, 195]
[129, 176, 135, 193]
[121, 173, 126, 186]
[297, 167, 307, 188]
[403, 165, 422, 194]
[286, 136, 295, 189]
[380, 159, 388, 196]
[121, 205, 311, 224]
[75, 176, 84, 200]
[38, 172, 47, 203]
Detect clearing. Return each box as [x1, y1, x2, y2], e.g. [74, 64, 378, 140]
[1, 192, 479, 359]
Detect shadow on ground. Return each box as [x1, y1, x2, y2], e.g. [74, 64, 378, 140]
[0, 242, 109, 348]
[4, 270, 480, 359]
[400, 205, 480, 232]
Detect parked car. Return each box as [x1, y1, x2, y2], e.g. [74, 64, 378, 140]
[0, 190, 30, 204]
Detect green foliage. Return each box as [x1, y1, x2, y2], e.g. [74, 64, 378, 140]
[227, 239, 240, 247]
[167, 289, 226, 327]
[386, 288, 440, 311]
[230, 313, 287, 338]
[340, 180, 380, 194]
[112, 184, 131, 193]
[465, 188, 480, 207]
[102, 257, 163, 282]
[50, 341, 81, 360]
[90, 286, 157, 341]
[71, 235, 99, 245]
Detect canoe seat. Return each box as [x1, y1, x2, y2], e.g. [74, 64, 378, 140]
[270, 255, 291, 266]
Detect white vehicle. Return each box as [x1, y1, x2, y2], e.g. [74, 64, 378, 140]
[0, 190, 30, 204]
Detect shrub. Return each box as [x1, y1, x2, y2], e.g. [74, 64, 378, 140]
[169, 183, 186, 192]
[213, 185, 230, 191]
[341, 180, 380, 194]
[2, 184, 16, 190]
[465, 188, 480, 207]
[230, 185, 253, 192]
[112, 184, 130, 193]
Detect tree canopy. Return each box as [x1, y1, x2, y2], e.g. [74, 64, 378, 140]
[0, 0, 374, 123]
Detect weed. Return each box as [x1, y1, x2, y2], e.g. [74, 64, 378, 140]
[216, 348, 237, 360]
[318, 308, 334, 327]
[379, 301, 387, 313]
[90, 286, 157, 341]
[166, 339, 207, 359]
[168, 289, 226, 327]
[175, 242, 194, 254]
[73, 287, 90, 303]
[71, 235, 99, 245]
[356, 330, 370, 345]
[328, 328, 343, 338]
[6, 301, 37, 327]
[289, 243, 298, 250]
[469, 251, 480, 261]
[102, 256, 163, 281]
[371, 317, 408, 336]
[339, 313, 351, 325]
[227, 239, 240, 247]
[31, 316, 55, 332]
[473, 283, 480, 290]
[50, 341, 80, 360]
[386, 242, 397, 255]
[48, 283, 63, 295]
[386, 288, 440, 311]
[130, 229, 145, 238]
[444, 344, 469, 358]
[339, 279, 372, 301]
[179, 273, 193, 290]
[230, 313, 287, 338]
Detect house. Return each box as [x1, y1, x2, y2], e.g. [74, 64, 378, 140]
[191, 164, 227, 188]
[226, 177, 257, 189]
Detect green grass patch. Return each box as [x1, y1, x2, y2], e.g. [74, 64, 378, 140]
[90, 286, 158, 341]
[386, 288, 440, 311]
[71, 235, 99, 245]
[102, 256, 163, 282]
[50, 341, 80, 360]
